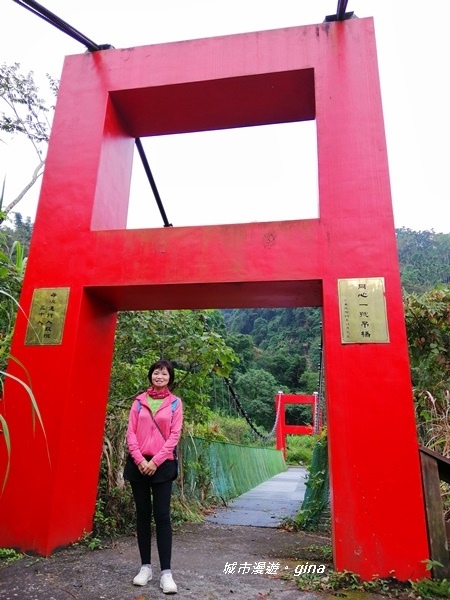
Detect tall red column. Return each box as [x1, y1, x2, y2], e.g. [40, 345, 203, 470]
[0, 18, 429, 579]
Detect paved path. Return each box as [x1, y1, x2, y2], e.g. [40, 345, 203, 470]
[206, 465, 308, 527]
[0, 466, 390, 599]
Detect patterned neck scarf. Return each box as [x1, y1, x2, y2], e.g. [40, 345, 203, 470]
[147, 387, 171, 399]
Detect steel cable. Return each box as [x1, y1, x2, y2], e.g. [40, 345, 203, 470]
[12, 0, 172, 227]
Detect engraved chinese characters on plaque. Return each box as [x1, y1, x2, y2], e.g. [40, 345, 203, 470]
[25, 288, 70, 345]
[338, 278, 389, 344]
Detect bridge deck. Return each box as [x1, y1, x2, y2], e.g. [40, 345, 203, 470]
[206, 466, 308, 527]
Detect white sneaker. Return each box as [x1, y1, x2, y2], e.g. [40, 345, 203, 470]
[133, 565, 152, 586]
[160, 572, 177, 594]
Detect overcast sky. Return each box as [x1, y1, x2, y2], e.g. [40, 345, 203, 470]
[1, 0, 449, 232]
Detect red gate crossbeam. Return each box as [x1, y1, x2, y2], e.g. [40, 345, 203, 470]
[275, 394, 317, 461]
[284, 425, 314, 435]
[27, 222, 324, 311]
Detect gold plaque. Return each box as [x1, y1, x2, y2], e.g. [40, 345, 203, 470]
[25, 288, 70, 346]
[338, 278, 389, 344]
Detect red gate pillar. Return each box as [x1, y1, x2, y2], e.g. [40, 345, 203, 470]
[0, 18, 429, 580]
[275, 393, 286, 459]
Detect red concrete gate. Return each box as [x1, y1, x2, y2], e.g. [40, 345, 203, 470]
[0, 17, 429, 580]
[275, 393, 319, 460]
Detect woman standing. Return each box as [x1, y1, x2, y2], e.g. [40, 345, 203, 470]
[124, 359, 183, 594]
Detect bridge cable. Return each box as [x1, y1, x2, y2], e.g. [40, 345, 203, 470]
[336, 0, 349, 20]
[12, 0, 173, 227]
[317, 321, 326, 429]
[223, 378, 282, 441]
[325, 0, 354, 22]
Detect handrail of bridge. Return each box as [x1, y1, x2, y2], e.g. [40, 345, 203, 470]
[419, 445, 450, 579]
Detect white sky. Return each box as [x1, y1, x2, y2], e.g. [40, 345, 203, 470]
[0, 0, 449, 232]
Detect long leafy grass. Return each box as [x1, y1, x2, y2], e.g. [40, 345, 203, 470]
[0, 239, 50, 494]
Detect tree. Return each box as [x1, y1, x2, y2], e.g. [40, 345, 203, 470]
[109, 309, 238, 423]
[404, 287, 450, 398]
[1, 212, 33, 253]
[226, 333, 255, 374]
[396, 228, 450, 294]
[234, 368, 280, 431]
[0, 63, 57, 223]
[404, 287, 450, 458]
[256, 350, 307, 389]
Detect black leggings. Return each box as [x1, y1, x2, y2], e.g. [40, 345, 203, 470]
[130, 479, 173, 570]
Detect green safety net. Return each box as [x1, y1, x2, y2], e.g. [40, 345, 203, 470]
[178, 436, 286, 502]
[297, 433, 330, 530]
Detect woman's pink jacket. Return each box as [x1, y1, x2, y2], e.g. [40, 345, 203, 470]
[126, 391, 183, 467]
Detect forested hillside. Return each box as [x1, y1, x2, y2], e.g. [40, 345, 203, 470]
[396, 227, 450, 294]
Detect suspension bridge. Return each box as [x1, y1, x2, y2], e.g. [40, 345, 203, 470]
[206, 466, 308, 528]
[2, 0, 444, 584]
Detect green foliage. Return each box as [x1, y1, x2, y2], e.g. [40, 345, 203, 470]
[0, 63, 57, 221]
[287, 555, 450, 600]
[1, 213, 33, 255]
[226, 333, 255, 374]
[0, 63, 52, 153]
[404, 287, 450, 400]
[0, 239, 25, 375]
[285, 434, 317, 467]
[186, 457, 216, 504]
[294, 432, 329, 531]
[414, 390, 450, 458]
[77, 529, 104, 551]
[411, 577, 450, 599]
[291, 568, 417, 597]
[169, 492, 205, 526]
[297, 369, 321, 395]
[186, 417, 229, 443]
[223, 307, 323, 434]
[303, 543, 333, 562]
[205, 413, 260, 445]
[109, 309, 238, 423]
[233, 368, 279, 431]
[95, 408, 136, 539]
[186, 411, 271, 447]
[93, 310, 240, 537]
[90, 497, 122, 545]
[257, 350, 307, 389]
[224, 307, 322, 359]
[0, 233, 29, 492]
[397, 228, 450, 294]
[0, 547, 23, 563]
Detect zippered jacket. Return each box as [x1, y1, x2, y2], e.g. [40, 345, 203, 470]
[126, 390, 183, 467]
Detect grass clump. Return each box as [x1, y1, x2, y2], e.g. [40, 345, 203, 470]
[285, 434, 317, 467]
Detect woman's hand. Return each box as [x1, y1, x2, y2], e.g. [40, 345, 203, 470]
[138, 459, 157, 476]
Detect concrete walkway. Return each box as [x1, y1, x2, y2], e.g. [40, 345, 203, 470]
[0, 466, 391, 599]
[206, 465, 308, 527]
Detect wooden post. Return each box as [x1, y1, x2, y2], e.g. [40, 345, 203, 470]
[420, 447, 450, 579]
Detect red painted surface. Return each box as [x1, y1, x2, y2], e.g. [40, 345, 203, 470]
[275, 394, 317, 459]
[0, 18, 429, 579]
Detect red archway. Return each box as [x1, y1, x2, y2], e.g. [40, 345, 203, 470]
[0, 18, 429, 580]
[275, 393, 320, 460]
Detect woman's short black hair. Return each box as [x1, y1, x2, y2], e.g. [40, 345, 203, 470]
[148, 359, 175, 388]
